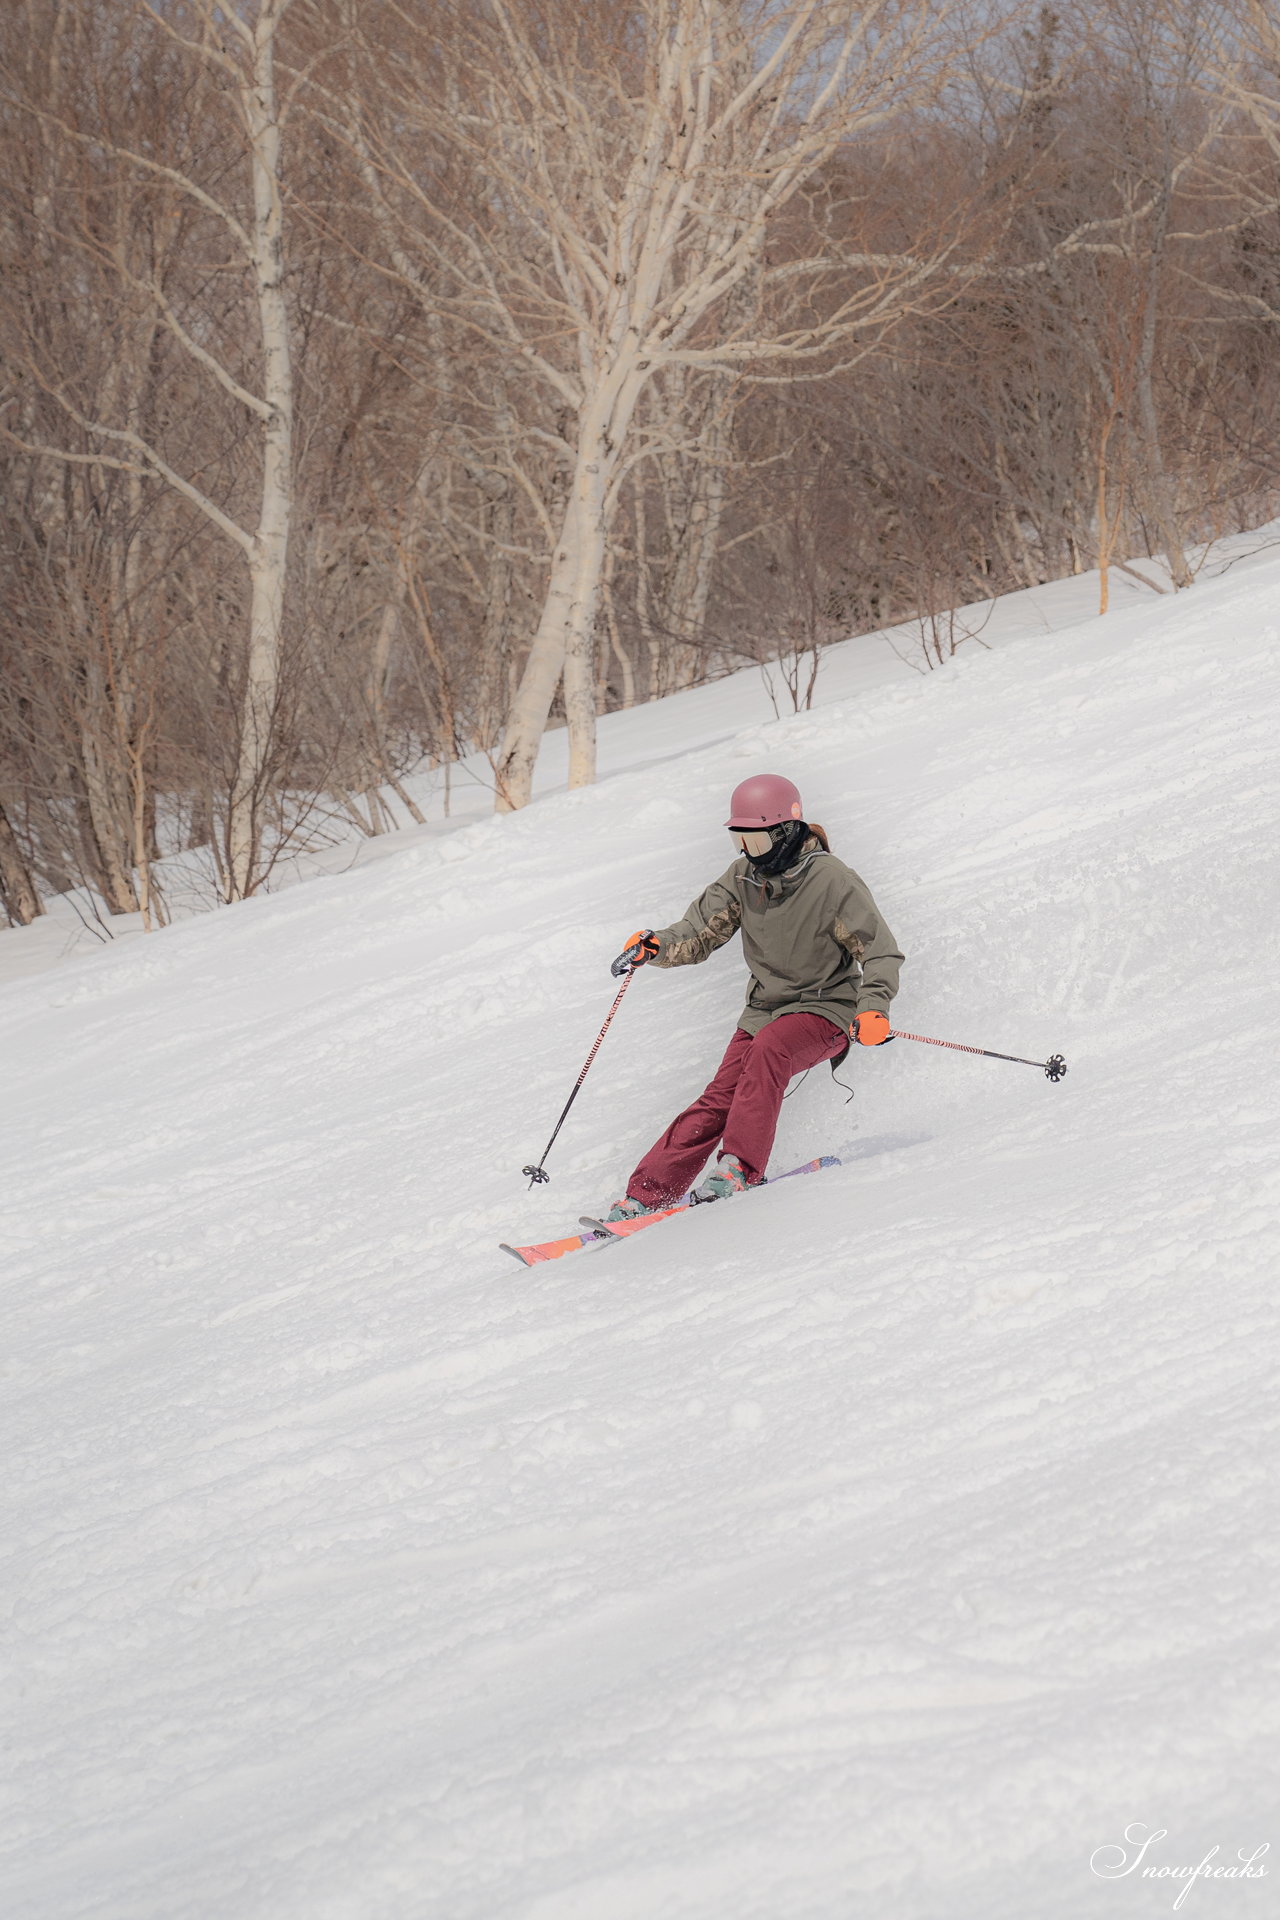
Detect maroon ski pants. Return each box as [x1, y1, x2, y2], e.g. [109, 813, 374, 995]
[627, 1011, 847, 1206]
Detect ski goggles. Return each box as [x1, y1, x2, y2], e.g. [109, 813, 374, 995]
[730, 827, 781, 857]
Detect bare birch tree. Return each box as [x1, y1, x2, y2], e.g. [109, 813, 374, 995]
[2, 0, 299, 898]
[335, 0, 970, 810]
[7, 0, 1280, 922]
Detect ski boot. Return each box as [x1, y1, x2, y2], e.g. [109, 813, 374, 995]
[602, 1194, 663, 1224]
[691, 1154, 758, 1204]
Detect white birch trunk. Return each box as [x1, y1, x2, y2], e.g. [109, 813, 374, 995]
[496, 371, 642, 809]
[497, 463, 610, 806]
[559, 465, 610, 793]
[355, 0, 955, 812]
[1133, 184, 1191, 593]
[227, 3, 294, 899]
[494, 489, 582, 811]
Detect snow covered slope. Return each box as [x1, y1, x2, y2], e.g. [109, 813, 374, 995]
[3, 557, 1279, 1919]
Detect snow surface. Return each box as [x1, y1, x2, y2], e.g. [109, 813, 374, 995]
[3, 545, 1280, 1919]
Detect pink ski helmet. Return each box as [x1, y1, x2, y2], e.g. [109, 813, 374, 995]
[726, 774, 804, 830]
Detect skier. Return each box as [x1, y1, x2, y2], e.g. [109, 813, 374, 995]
[604, 774, 903, 1219]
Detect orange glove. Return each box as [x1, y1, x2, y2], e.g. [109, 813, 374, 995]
[854, 1010, 892, 1046]
[611, 928, 660, 977]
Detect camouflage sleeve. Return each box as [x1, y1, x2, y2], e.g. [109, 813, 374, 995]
[650, 866, 743, 968]
[832, 866, 904, 1012]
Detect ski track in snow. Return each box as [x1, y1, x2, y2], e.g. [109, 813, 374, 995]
[3, 564, 1279, 1918]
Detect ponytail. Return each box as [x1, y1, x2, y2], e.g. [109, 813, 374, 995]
[806, 821, 831, 852]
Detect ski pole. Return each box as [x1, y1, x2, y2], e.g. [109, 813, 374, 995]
[890, 1028, 1067, 1082]
[523, 970, 636, 1187]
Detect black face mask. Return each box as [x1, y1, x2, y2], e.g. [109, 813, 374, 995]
[742, 819, 808, 876]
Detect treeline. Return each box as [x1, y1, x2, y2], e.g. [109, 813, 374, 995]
[2, 0, 1278, 925]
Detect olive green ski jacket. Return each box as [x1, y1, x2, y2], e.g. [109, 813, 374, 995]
[650, 837, 904, 1040]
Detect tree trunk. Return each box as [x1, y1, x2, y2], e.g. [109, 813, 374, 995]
[0, 802, 43, 924]
[495, 491, 582, 810]
[129, 734, 158, 929]
[226, 6, 293, 900]
[1133, 362, 1191, 590]
[1133, 182, 1192, 591]
[663, 430, 730, 693]
[79, 713, 138, 913]
[601, 543, 636, 710]
[561, 478, 609, 791]
[495, 370, 640, 810]
[473, 487, 516, 750]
